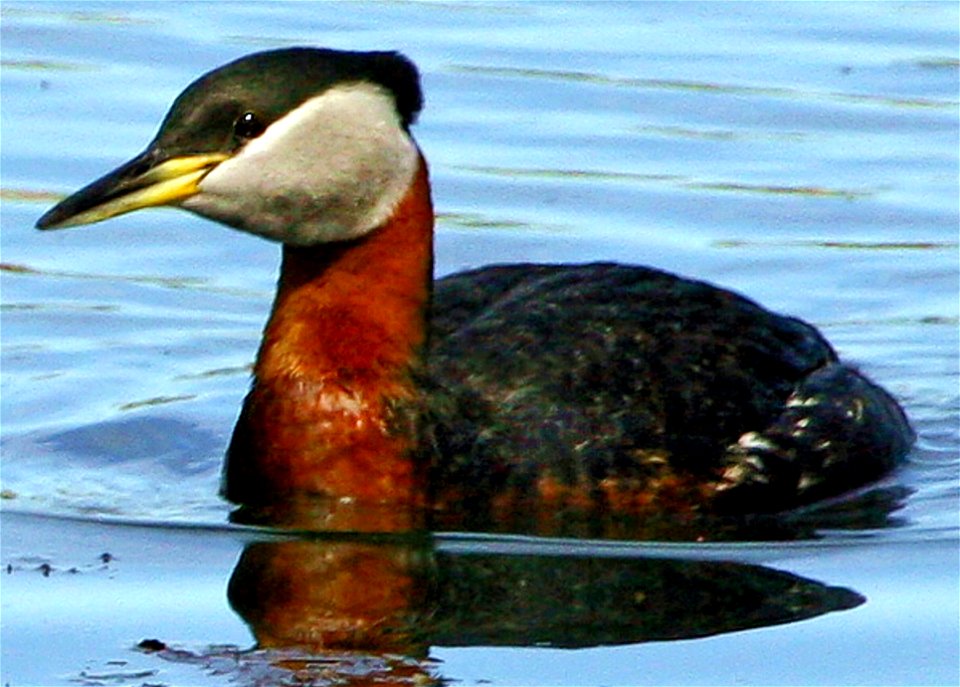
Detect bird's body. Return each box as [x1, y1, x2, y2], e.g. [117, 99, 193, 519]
[37, 48, 913, 522]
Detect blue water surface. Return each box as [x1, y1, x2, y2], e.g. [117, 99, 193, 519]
[1, 2, 958, 685]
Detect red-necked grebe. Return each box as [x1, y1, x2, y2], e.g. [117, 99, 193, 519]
[36, 48, 913, 516]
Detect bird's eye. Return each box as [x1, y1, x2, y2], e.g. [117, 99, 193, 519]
[233, 111, 266, 141]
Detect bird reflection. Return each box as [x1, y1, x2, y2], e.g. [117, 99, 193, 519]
[208, 502, 867, 685]
[228, 537, 433, 656]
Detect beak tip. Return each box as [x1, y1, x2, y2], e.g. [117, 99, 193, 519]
[35, 208, 65, 231]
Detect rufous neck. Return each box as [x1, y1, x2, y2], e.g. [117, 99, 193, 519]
[222, 155, 433, 506]
[255, 155, 434, 390]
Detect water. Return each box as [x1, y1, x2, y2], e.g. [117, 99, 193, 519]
[1, 2, 958, 685]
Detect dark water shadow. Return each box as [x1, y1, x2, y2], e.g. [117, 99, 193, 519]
[40, 416, 221, 473]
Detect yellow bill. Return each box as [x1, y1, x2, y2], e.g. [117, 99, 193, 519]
[37, 151, 229, 230]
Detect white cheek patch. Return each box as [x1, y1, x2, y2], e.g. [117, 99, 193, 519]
[185, 83, 419, 245]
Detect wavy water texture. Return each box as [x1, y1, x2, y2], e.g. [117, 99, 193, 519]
[1, 2, 957, 684]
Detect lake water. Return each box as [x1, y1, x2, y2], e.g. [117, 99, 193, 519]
[1, 2, 958, 685]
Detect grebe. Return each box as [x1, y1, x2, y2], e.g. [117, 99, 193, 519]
[36, 48, 913, 517]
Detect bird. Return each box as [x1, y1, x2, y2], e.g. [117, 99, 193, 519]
[36, 47, 914, 521]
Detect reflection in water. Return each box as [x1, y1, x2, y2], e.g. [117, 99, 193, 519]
[229, 537, 864, 652]
[118, 492, 893, 685]
[139, 500, 869, 684]
[195, 522, 861, 684]
[229, 538, 434, 656]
